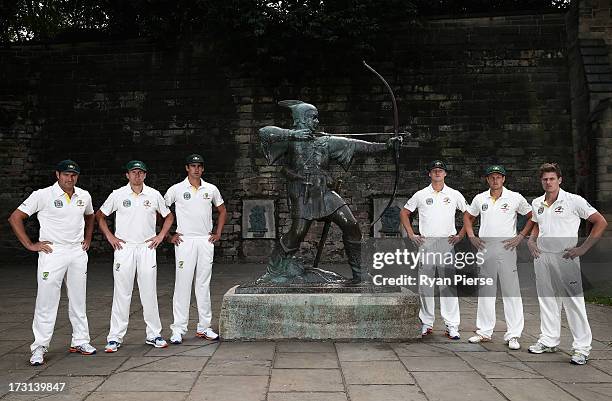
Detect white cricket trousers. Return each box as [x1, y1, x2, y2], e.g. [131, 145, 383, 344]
[31, 244, 90, 351]
[170, 237, 215, 334]
[534, 252, 591, 356]
[418, 239, 460, 328]
[107, 245, 162, 343]
[475, 242, 524, 340]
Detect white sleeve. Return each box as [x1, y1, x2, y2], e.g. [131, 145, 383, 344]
[531, 201, 540, 223]
[516, 194, 532, 216]
[99, 191, 117, 216]
[212, 186, 224, 207]
[156, 191, 171, 217]
[573, 195, 597, 220]
[466, 196, 480, 216]
[404, 193, 419, 212]
[84, 193, 94, 215]
[164, 186, 175, 207]
[17, 190, 43, 216]
[455, 191, 468, 212]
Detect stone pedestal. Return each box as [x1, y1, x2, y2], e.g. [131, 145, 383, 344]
[219, 285, 420, 341]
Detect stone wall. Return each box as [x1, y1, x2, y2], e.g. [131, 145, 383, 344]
[0, 12, 573, 263]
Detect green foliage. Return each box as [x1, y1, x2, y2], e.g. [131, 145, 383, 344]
[0, 1, 570, 74]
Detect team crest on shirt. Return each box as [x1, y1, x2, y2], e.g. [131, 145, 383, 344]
[443, 197, 451, 205]
[115, 263, 120, 271]
[538, 206, 544, 215]
[482, 204, 488, 211]
[178, 261, 184, 269]
[123, 199, 131, 208]
[500, 203, 510, 212]
[203, 192, 210, 199]
[426, 198, 433, 205]
[76, 199, 85, 207]
[143, 200, 151, 208]
[42, 272, 49, 280]
[54, 199, 63, 208]
[183, 192, 191, 200]
[554, 206, 564, 214]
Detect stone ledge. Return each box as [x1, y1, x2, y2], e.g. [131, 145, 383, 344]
[219, 285, 420, 341]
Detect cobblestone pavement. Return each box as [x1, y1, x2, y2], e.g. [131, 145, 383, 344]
[0, 261, 610, 400]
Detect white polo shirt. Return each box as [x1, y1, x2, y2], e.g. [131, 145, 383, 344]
[18, 182, 94, 245]
[467, 187, 532, 238]
[164, 178, 224, 237]
[99, 183, 171, 244]
[531, 188, 597, 253]
[404, 184, 467, 237]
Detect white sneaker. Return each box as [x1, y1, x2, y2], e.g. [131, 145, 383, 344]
[421, 324, 433, 337]
[570, 352, 588, 365]
[69, 343, 97, 355]
[196, 327, 219, 340]
[528, 342, 558, 354]
[30, 346, 47, 366]
[170, 332, 182, 345]
[468, 334, 491, 344]
[445, 325, 460, 340]
[145, 337, 168, 348]
[104, 341, 121, 353]
[507, 338, 520, 350]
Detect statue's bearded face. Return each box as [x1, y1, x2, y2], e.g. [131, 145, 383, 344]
[301, 110, 319, 131]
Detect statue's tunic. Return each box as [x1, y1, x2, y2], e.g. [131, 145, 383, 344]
[260, 127, 358, 220]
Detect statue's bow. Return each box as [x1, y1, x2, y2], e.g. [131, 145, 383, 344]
[363, 60, 401, 227]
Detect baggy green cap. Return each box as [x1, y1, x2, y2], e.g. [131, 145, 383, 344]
[126, 160, 148, 172]
[56, 160, 80, 174]
[428, 160, 447, 171]
[485, 165, 506, 176]
[185, 154, 204, 165]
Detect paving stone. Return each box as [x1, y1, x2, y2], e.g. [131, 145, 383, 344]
[400, 356, 473, 371]
[267, 393, 348, 401]
[511, 351, 571, 362]
[591, 359, 612, 372]
[460, 352, 541, 378]
[276, 342, 336, 353]
[2, 376, 104, 401]
[432, 342, 488, 352]
[274, 352, 338, 368]
[413, 372, 506, 401]
[269, 369, 343, 392]
[97, 371, 198, 392]
[202, 359, 271, 375]
[347, 384, 427, 401]
[525, 362, 612, 383]
[341, 361, 414, 384]
[590, 350, 612, 360]
[189, 375, 268, 401]
[335, 343, 397, 361]
[175, 343, 219, 357]
[116, 356, 164, 372]
[555, 382, 612, 401]
[39, 355, 128, 376]
[87, 392, 188, 401]
[490, 379, 580, 401]
[210, 342, 275, 361]
[391, 343, 454, 357]
[0, 371, 38, 397]
[129, 356, 208, 371]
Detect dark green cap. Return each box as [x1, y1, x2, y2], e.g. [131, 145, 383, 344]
[428, 160, 447, 171]
[485, 165, 506, 176]
[185, 154, 204, 165]
[56, 160, 80, 174]
[126, 160, 148, 172]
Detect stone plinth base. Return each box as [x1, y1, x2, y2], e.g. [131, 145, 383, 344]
[219, 285, 420, 341]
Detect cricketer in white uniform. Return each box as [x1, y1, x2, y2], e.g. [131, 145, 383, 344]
[164, 154, 227, 344]
[8, 160, 97, 366]
[527, 163, 607, 365]
[400, 160, 467, 339]
[463, 165, 533, 350]
[96, 160, 175, 352]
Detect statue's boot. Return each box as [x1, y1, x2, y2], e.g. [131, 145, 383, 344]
[344, 238, 371, 284]
[257, 240, 303, 284]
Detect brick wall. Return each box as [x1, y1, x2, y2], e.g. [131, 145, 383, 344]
[0, 12, 574, 263]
